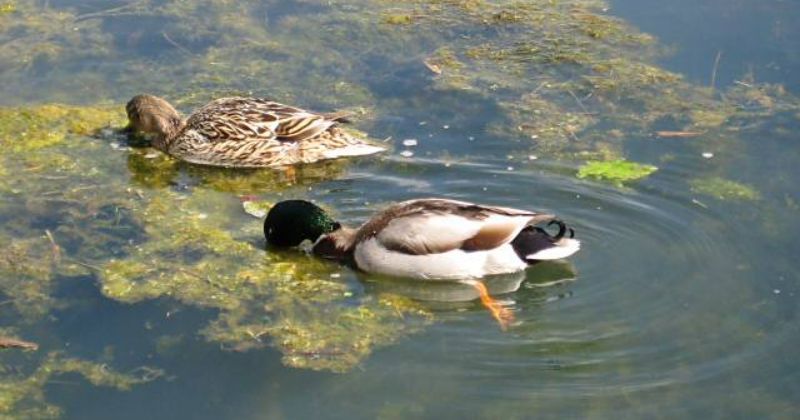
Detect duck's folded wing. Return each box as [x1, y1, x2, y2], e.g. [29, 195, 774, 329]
[251, 100, 337, 142]
[187, 97, 336, 143]
[273, 113, 335, 142]
[187, 98, 280, 142]
[372, 201, 555, 255]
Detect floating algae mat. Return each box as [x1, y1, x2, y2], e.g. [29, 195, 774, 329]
[1, 0, 800, 417]
[577, 160, 658, 186]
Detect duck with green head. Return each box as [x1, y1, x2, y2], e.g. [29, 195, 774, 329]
[264, 198, 580, 328]
[126, 94, 385, 168]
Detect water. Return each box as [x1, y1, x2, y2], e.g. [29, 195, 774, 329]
[1, 0, 799, 418]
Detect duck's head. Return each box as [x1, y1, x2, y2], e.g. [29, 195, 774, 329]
[126, 94, 183, 150]
[264, 200, 342, 248]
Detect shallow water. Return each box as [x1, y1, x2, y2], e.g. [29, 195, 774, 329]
[0, 0, 799, 418]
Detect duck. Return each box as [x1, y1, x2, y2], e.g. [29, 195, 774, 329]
[263, 198, 580, 328]
[125, 94, 385, 168]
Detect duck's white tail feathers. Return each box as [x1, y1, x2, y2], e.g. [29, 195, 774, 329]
[322, 143, 386, 159]
[525, 238, 581, 261]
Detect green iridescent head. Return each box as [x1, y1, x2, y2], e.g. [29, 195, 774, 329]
[264, 200, 341, 248]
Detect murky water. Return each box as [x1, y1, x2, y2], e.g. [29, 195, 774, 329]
[1, 0, 798, 418]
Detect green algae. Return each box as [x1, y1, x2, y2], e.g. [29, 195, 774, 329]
[383, 14, 413, 25]
[0, 352, 161, 419]
[690, 177, 760, 201]
[0, 1, 796, 418]
[97, 189, 431, 372]
[0, 0, 798, 386]
[0, 101, 429, 374]
[0, 236, 62, 318]
[577, 160, 658, 185]
[1, 0, 796, 167]
[0, 1, 112, 87]
[0, 104, 125, 153]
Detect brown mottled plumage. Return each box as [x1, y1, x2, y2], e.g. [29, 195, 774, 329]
[126, 94, 385, 168]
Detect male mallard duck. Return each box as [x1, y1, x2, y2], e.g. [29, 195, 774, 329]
[263, 198, 580, 328]
[125, 94, 385, 168]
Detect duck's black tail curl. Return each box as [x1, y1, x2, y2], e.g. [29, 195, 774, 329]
[511, 220, 579, 263]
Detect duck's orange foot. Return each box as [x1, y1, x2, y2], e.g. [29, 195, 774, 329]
[279, 165, 298, 184]
[470, 280, 515, 330]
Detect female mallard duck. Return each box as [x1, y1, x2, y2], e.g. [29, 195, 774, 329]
[263, 198, 580, 328]
[125, 94, 385, 168]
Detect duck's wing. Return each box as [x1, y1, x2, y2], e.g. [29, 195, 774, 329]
[187, 97, 338, 143]
[358, 199, 556, 255]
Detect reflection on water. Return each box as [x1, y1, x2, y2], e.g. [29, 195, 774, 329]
[0, 0, 799, 418]
[363, 262, 575, 304]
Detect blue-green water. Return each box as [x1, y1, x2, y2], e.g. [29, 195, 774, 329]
[0, 0, 798, 418]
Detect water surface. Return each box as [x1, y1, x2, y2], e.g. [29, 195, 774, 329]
[0, 0, 798, 418]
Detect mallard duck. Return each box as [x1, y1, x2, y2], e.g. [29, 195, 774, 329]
[263, 198, 580, 328]
[125, 94, 385, 168]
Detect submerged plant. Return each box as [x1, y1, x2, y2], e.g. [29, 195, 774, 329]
[0, 352, 161, 419]
[690, 177, 760, 201]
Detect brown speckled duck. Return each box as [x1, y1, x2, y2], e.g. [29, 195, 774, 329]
[125, 94, 385, 168]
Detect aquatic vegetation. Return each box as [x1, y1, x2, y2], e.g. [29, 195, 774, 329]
[0, 236, 61, 318]
[0, 0, 798, 387]
[382, 14, 413, 25]
[0, 101, 426, 375]
[0, 352, 161, 419]
[0, 104, 124, 153]
[690, 177, 760, 201]
[0, 0, 797, 417]
[98, 190, 432, 372]
[577, 160, 658, 185]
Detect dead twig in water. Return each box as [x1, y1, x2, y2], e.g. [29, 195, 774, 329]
[655, 130, 704, 138]
[44, 229, 62, 264]
[74, 1, 150, 22]
[423, 59, 442, 75]
[64, 257, 104, 272]
[0, 337, 38, 351]
[710, 50, 723, 90]
[162, 32, 193, 56]
[566, 88, 591, 115]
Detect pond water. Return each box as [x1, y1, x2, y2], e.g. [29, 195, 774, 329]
[0, 0, 798, 418]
